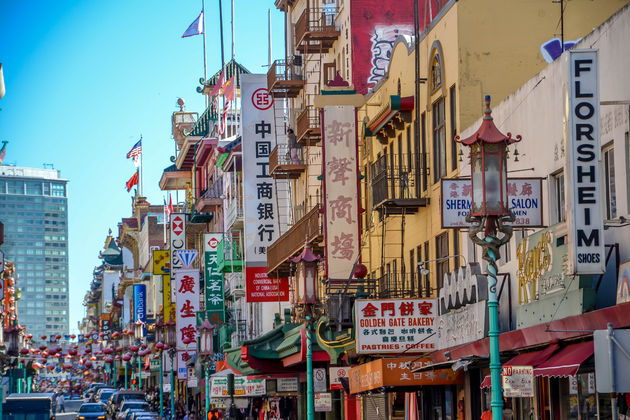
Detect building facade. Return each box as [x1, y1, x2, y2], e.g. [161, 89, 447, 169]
[0, 165, 69, 339]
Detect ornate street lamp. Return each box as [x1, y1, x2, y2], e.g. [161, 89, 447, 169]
[165, 320, 177, 420]
[199, 320, 215, 416]
[455, 95, 521, 420]
[291, 241, 321, 420]
[134, 320, 145, 390]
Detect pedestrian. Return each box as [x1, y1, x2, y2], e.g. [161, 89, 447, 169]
[287, 128, 302, 164]
[56, 393, 65, 413]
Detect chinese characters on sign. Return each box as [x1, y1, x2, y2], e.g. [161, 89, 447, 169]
[323, 106, 360, 278]
[175, 268, 199, 379]
[441, 178, 543, 228]
[348, 357, 461, 394]
[355, 299, 438, 354]
[204, 234, 224, 325]
[241, 74, 288, 301]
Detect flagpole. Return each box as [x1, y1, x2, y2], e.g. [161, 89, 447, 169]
[231, 0, 235, 60]
[139, 136, 144, 196]
[202, 0, 208, 108]
[163, 197, 167, 245]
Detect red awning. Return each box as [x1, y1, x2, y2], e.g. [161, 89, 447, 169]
[534, 341, 593, 378]
[480, 344, 559, 389]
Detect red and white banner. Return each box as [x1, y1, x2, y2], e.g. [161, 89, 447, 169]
[175, 268, 199, 379]
[245, 266, 289, 302]
[322, 106, 360, 279]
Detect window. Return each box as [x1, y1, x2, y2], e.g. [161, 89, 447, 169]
[51, 183, 65, 197]
[420, 113, 427, 193]
[453, 230, 460, 269]
[553, 172, 566, 223]
[409, 249, 415, 297]
[430, 52, 442, 91]
[436, 233, 449, 290]
[603, 145, 616, 220]
[424, 241, 430, 296]
[433, 98, 447, 182]
[450, 85, 458, 172]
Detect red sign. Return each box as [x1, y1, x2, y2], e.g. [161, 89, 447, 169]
[251, 88, 273, 110]
[172, 215, 184, 236]
[206, 237, 219, 249]
[245, 266, 289, 302]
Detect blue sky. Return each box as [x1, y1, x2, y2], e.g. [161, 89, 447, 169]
[0, 0, 285, 333]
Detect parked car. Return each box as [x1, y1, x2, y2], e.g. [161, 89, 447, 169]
[130, 412, 159, 420]
[106, 391, 146, 420]
[119, 409, 147, 420]
[116, 401, 150, 420]
[95, 388, 116, 404]
[3, 393, 56, 420]
[77, 402, 107, 420]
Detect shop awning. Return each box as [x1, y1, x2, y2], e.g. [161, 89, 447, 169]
[480, 344, 559, 388]
[364, 95, 414, 140]
[534, 341, 593, 378]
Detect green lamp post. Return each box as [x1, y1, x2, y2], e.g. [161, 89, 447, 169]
[455, 95, 520, 419]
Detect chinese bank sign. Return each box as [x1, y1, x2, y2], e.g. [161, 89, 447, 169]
[355, 298, 438, 354]
[241, 74, 288, 302]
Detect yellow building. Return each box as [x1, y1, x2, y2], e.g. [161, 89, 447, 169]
[359, 0, 628, 301]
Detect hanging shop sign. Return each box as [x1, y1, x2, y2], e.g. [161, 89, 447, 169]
[565, 49, 605, 275]
[502, 365, 534, 397]
[153, 250, 170, 274]
[241, 74, 289, 302]
[441, 178, 543, 228]
[348, 357, 461, 394]
[355, 298, 438, 354]
[175, 268, 199, 379]
[329, 367, 350, 390]
[133, 284, 146, 324]
[204, 234, 225, 325]
[102, 271, 120, 314]
[322, 105, 361, 279]
[313, 368, 327, 393]
[437, 264, 488, 349]
[245, 266, 289, 302]
[276, 377, 298, 392]
[314, 393, 332, 412]
[210, 376, 266, 397]
[515, 223, 594, 328]
[170, 214, 186, 272]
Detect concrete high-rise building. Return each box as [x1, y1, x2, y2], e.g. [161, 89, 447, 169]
[0, 166, 69, 338]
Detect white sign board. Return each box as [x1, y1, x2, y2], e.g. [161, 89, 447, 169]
[323, 105, 360, 279]
[210, 376, 266, 397]
[313, 368, 327, 393]
[101, 271, 120, 314]
[241, 74, 279, 266]
[175, 268, 199, 379]
[314, 393, 332, 412]
[329, 367, 349, 390]
[502, 365, 534, 397]
[565, 50, 605, 275]
[441, 178, 543, 228]
[276, 377, 298, 392]
[170, 214, 186, 271]
[163, 383, 171, 393]
[355, 299, 438, 354]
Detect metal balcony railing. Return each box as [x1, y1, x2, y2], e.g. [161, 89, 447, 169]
[267, 59, 304, 98]
[370, 153, 429, 210]
[295, 6, 339, 53]
[296, 106, 321, 145]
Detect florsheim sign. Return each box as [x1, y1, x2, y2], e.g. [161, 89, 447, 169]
[565, 50, 605, 275]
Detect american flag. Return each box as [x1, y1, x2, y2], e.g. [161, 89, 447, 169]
[126, 139, 142, 160]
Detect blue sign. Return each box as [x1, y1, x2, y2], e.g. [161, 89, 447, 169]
[133, 284, 147, 323]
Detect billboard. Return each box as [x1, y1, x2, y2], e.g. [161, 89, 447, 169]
[102, 271, 120, 314]
[565, 50, 605, 275]
[350, 0, 447, 94]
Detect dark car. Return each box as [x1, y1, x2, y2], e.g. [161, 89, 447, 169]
[77, 403, 107, 420]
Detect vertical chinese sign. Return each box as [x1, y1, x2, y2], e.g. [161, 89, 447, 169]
[170, 214, 186, 272]
[153, 250, 174, 322]
[241, 74, 289, 302]
[174, 250, 199, 380]
[204, 233, 224, 325]
[322, 105, 360, 279]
